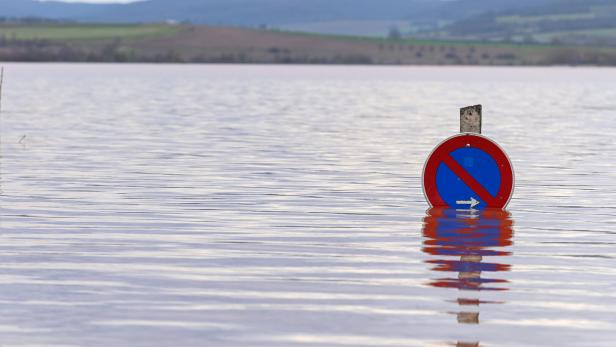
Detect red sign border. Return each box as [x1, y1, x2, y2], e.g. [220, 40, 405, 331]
[422, 134, 514, 209]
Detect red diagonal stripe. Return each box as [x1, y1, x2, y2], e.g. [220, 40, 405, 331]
[441, 154, 498, 207]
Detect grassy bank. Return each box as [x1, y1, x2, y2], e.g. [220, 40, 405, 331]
[2, 23, 616, 65]
[0, 23, 182, 41]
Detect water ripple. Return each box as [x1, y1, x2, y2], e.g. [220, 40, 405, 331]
[1, 64, 615, 346]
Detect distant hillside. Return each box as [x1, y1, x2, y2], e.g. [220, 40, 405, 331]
[0, 0, 559, 36]
[3, 0, 616, 44]
[2, 23, 616, 66]
[92, 0, 441, 25]
[431, 0, 616, 46]
[410, 0, 555, 24]
[1, 0, 440, 25]
[1, 0, 100, 19]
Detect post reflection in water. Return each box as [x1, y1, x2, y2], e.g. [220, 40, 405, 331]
[422, 208, 514, 345]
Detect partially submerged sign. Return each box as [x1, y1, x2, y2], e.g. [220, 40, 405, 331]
[422, 120, 514, 210]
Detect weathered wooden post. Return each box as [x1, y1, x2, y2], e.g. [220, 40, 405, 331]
[460, 104, 482, 134]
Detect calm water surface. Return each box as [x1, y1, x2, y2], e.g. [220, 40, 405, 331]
[1, 64, 615, 346]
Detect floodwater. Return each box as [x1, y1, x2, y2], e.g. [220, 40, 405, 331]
[0, 64, 615, 347]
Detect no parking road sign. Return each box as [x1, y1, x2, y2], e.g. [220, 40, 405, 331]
[423, 134, 514, 209]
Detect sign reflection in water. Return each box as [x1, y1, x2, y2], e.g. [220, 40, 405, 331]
[422, 208, 514, 345]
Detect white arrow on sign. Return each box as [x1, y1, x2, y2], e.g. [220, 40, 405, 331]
[456, 197, 480, 208]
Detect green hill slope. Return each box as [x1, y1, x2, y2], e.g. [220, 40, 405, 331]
[431, 0, 616, 46]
